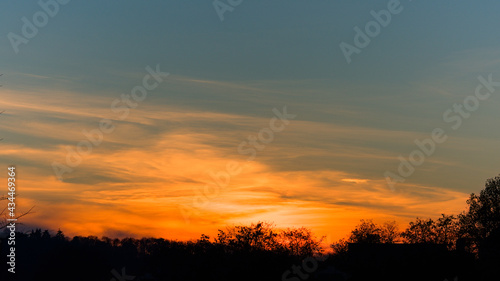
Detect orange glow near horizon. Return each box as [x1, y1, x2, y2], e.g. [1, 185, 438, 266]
[1, 86, 473, 244]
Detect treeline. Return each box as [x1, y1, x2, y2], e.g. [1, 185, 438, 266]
[1, 175, 499, 281]
[333, 174, 500, 258]
[1, 223, 323, 281]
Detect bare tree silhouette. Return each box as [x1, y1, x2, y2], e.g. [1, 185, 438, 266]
[0, 82, 34, 229]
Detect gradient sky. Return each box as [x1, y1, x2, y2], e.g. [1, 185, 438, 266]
[1, 0, 500, 243]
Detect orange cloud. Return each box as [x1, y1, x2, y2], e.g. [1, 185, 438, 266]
[0, 86, 472, 244]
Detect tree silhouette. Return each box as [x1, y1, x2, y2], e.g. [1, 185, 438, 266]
[279, 226, 323, 256]
[459, 174, 500, 255]
[401, 214, 459, 249]
[347, 219, 400, 244]
[216, 222, 279, 252]
[380, 221, 400, 243]
[349, 219, 382, 243]
[215, 221, 323, 257]
[0, 203, 34, 230]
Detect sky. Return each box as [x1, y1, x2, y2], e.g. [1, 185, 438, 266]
[1, 0, 500, 243]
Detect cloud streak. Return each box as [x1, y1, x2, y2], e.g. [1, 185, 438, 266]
[0, 83, 474, 241]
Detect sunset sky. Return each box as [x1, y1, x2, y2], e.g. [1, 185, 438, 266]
[1, 1, 500, 243]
